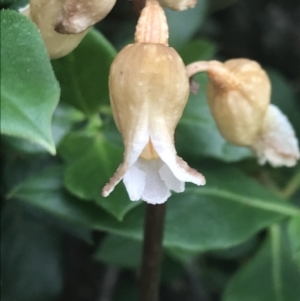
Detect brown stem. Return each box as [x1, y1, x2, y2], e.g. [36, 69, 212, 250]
[139, 203, 167, 301]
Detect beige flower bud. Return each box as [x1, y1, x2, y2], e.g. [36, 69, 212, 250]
[102, 0, 205, 204]
[206, 59, 271, 146]
[27, 0, 88, 59]
[186, 59, 299, 167]
[158, 0, 197, 11]
[55, 0, 116, 35]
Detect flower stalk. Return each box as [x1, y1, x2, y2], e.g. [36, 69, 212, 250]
[139, 203, 167, 301]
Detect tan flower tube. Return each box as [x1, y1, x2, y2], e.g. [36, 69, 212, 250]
[102, 0, 205, 204]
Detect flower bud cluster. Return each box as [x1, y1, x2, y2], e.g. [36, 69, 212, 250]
[20, 0, 299, 205]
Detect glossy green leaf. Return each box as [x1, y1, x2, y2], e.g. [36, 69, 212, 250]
[166, 247, 199, 265]
[176, 72, 252, 162]
[165, 0, 208, 49]
[199, 165, 300, 217]
[9, 0, 28, 10]
[0, 0, 15, 6]
[2, 103, 85, 154]
[223, 225, 300, 301]
[1, 10, 60, 154]
[95, 235, 186, 281]
[288, 217, 300, 266]
[58, 130, 140, 220]
[179, 39, 217, 64]
[268, 69, 300, 137]
[9, 166, 299, 252]
[1, 201, 63, 301]
[94, 234, 142, 268]
[51, 29, 116, 117]
[8, 167, 112, 228]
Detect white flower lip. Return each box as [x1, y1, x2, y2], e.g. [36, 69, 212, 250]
[252, 104, 300, 167]
[102, 134, 206, 205]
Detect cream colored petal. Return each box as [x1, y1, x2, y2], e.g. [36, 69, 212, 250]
[252, 104, 300, 167]
[151, 127, 206, 185]
[101, 125, 149, 198]
[123, 160, 146, 201]
[124, 158, 186, 204]
[138, 159, 171, 204]
[159, 164, 184, 193]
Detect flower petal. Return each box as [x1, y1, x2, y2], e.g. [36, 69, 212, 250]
[124, 158, 171, 204]
[123, 160, 146, 201]
[159, 163, 184, 193]
[102, 125, 149, 197]
[151, 128, 206, 185]
[252, 104, 300, 167]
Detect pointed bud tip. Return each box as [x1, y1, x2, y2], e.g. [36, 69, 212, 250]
[135, 0, 169, 45]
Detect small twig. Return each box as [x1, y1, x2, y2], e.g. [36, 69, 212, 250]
[139, 203, 167, 301]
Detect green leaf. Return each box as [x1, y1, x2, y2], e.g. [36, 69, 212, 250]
[199, 165, 300, 217]
[1, 200, 63, 301]
[223, 225, 300, 301]
[8, 167, 113, 228]
[2, 102, 85, 154]
[94, 235, 185, 283]
[179, 39, 217, 64]
[176, 73, 252, 162]
[288, 217, 300, 266]
[9, 0, 28, 10]
[51, 29, 116, 117]
[58, 130, 140, 220]
[0, 10, 60, 154]
[267, 69, 300, 137]
[94, 234, 142, 268]
[166, 247, 199, 265]
[0, 0, 15, 6]
[165, 0, 208, 49]
[9, 166, 299, 252]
